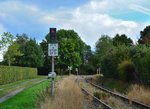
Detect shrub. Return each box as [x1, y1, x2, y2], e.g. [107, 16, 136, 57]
[100, 45, 130, 79]
[0, 65, 37, 85]
[117, 60, 135, 81]
[93, 91, 108, 99]
[139, 47, 150, 81]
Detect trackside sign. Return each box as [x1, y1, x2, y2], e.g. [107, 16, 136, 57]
[48, 43, 58, 56]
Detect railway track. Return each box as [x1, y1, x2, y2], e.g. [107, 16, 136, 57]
[86, 78, 150, 109]
[81, 87, 113, 109]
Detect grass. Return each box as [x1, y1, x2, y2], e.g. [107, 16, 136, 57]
[127, 84, 150, 105]
[94, 75, 150, 105]
[0, 76, 46, 98]
[40, 76, 84, 109]
[0, 78, 51, 109]
[93, 75, 129, 94]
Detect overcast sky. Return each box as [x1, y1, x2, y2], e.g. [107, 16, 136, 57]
[0, 0, 150, 60]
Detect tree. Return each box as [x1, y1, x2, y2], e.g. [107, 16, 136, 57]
[0, 32, 21, 66]
[3, 42, 23, 66]
[95, 35, 113, 67]
[0, 32, 14, 50]
[40, 29, 89, 74]
[14, 34, 44, 67]
[138, 25, 150, 44]
[113, 34, 133, 46]
[20, 38, 44, 67]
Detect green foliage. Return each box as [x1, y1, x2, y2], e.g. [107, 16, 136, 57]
[0, 65, 37, 85]
[138, 47, 150, 81]
[138, 25, 150, 44]
[100, 45, 130, 78]
[20, 39, 44, 67]
[93, 92, 108, 99]
[113, 34, 133, 46]
[117, 60, 135, 81]
[0, 32, 14, 50]
[40, 29, 92, 74]
[1, 33, 44, 67]
[95, 33, 150, 82]
[3, 42, 23, 66]
[13, 35, 44, 67]
[95, 35, 113, 68]
[80, 63, 95, 75]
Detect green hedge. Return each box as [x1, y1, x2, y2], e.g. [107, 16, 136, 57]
[0, 65, 37, 85]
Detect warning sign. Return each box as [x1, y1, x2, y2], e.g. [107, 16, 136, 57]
[48, 43, 58, 56]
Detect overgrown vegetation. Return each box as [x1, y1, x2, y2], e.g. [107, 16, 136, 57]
[128, 84, 150, 105]
[0, 65, 37, 85]
[1, 25, 150, 81]
[95, 25, 150, 82]
[93, 91, 109, 99]
[40, 76, 84, 109]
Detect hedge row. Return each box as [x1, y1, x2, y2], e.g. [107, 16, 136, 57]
[0, 65, 37, 85]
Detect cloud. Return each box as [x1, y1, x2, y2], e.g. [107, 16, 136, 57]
[130, 4, 150, 16]
[0, 0, 148, 49]
[55, 0, 142, 47]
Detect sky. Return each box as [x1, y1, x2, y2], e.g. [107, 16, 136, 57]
[0, 0, 150, 60]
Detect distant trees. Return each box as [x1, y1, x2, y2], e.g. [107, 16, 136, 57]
[1, 33, 44, 67]
[4, 42, 22, 66]
[95, 28, 150, 82]
[0, 32, 14, 50]
[0, 32, 22, 66]
[138, 25, 150, 44]
[1, 25, 150, 81]
[113, 34, 133, 46]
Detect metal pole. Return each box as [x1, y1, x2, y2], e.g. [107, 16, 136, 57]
[52, 56, 54, 97]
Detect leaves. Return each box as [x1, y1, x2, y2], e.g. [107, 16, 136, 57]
[0, 32, 14, 50]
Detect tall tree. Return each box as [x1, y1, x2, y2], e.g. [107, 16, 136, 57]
[113, 34, 133, 46]
[0, 32, 14, 50]
[138, 25, 150, 44]
[40, 29, 88, 73]
[96, 35, 113, 58]
[14, 34, 44, 67]
[3, 42, 23, 66]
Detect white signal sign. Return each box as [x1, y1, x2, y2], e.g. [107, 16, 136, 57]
[48, 43, 58, 56]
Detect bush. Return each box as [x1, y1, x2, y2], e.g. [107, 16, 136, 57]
[100, 45, 130, 79]
[117, 60, 135, 81]
[79, 64, 96, 75]
[93, 91, 108, 99]
[0, 65, 37, 85]
[139, 48, 150, 81]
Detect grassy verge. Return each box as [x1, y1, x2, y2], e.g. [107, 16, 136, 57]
[94, 75, 150, 105]
[40, 76, 84, 109]
[0, 76, 46, 98]
[94, 75, 129, 94]
[0, 78, 51, 109]
[128, 84, 150, 105]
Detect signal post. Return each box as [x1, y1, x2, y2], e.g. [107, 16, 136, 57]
[48, 28, 58, 97]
